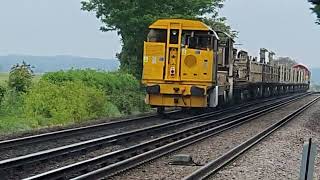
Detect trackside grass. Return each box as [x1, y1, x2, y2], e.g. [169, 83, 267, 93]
[0, 70, 149, 135]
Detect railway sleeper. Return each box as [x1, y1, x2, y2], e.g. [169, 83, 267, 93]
[9, 94, 310, 179]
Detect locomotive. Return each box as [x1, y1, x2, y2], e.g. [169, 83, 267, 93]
[141, 19, 310, 113]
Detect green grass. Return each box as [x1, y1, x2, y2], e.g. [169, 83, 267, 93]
[0, 114, 37, 135]
[0, 70, 149, 135]
[0, 73, 8, 83]
[0, 73, 42, 83]
[0, 72, 42, 135]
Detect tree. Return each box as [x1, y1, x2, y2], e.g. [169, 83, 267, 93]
[203, 16, 238, 39]
[309, 0, 320, 24]
[8, 61, 34, 92]
[81, 0, 235, 78]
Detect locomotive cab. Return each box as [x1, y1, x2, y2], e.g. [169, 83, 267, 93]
[142, 19, 220, 111]
[142, 19, 310, 113]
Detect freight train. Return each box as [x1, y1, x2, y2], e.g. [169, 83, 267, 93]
[142, 19, 310, 113]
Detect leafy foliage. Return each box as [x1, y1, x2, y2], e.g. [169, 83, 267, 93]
[42, 69, 140, 94]
[203, 16, 238, 39]
[109, 91, 147, 115]
[0, 69, 149, 134]
[0, 115, 37, 134]
[0, 90, 24, 115]
[310, 0, 320, 24]
[41, 69, 149, 114]
[0, 84, 5, 105]
[8, 61, 34, 92]
[81, 0, 234, 78]
[24, 81, 121, 126]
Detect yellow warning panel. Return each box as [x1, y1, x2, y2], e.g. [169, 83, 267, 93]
[142, 42, 166, 80]
[181, 48, 214, 82]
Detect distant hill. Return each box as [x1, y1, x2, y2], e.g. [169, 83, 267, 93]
[311, 68, 320, 84]
[0, 55, 119, 73]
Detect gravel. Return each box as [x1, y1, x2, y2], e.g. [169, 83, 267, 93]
[109, 95, 318, 180]
[0, 106, 240, 179]
[0, 96, 286, 179]
[210, 95, 320, 180]
[0, 94, 308, 179]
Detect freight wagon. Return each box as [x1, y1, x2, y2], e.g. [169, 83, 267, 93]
[142, 19, 310, 113]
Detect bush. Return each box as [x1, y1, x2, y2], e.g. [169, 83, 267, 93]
[24, 81, 121, 126]
[0, 115, 37, 134]
[0, 69, 151, 134]
[8, 61, 34, 92]
[109, 91, 149, 114]
[0, 90, 24, 115]
[0, 84, 6, 105]
[42, 69, 140, 94]
[41, 69, 148, 114]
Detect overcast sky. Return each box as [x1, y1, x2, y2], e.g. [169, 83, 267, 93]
[0, 0, 319, 67]
[0, 0, 121, 59]
[220, 0, 320, 68]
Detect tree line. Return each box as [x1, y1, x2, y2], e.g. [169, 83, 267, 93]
[81, 0, 236, 78]
[81, 0, 320, 79]
[309, 0, 320, 24]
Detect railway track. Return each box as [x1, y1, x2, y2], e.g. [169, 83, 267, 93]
[0, 110, 180, 150]
[0, 109, 198, 160]
[0, 95, 288, 178]
[18, 93, 311, 180]
[0, 97, 271, 159]
[183, 96, 320, 180]
[1, 93, 287, 154]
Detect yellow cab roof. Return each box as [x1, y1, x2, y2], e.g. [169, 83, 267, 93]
[149, 19, 213, 31]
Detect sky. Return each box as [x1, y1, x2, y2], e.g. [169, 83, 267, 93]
[0, 0, 121, 59]
[220, 0, 320, 68]
[0, 0, 319, 67]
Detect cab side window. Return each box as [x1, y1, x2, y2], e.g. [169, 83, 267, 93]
[187, 36, 212, 50]
[147, 29, 167, 43]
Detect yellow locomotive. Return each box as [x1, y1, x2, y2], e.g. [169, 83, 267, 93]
[142, 19, 310, 113]
[142, 19, 221, 112]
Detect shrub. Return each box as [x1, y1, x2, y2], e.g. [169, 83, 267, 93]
[0, 90, 24, 115]
[0, 84, 6, 105]
[41, 69, 148, 114]
[0, 115, 37, 134]
[24, 81, 120, 126]
[8, 61, 34, 92]
[109, 91, 150, 114]
[41, 69, 140, 94]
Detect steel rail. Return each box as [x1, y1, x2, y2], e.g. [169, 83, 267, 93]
[183, 96, 320, 180]
[70, 93, 309, 180]
[0, 95, 279, 171]
[0, 110, 181, 150]
[0, 92, 297, 151]
[24, 93, 310, 180]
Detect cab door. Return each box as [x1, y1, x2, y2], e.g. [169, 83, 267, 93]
[142, 42, 166, 80]
[142, 29, 167, 81]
